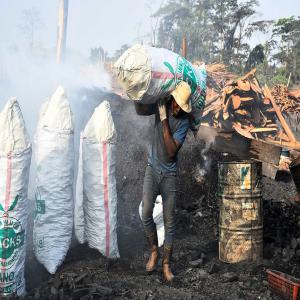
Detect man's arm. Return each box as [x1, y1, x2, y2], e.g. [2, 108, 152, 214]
[158, 100, 183, 160]
[134, 102, 156, 116]
[161, 120, 182, 160]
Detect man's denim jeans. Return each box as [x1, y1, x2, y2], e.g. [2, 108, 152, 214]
[141, 165, 177, 248]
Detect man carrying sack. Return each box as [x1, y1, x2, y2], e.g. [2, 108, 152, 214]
[135, 81, 192, 282]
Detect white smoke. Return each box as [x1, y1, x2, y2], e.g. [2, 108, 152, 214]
[0, 47, 112, 204]
[194, 126, 217, 184]
[0, 48, 110, 135]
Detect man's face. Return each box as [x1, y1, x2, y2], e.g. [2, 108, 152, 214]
[171, 99, 182, 118]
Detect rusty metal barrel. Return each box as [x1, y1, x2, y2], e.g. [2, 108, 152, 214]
[218, 160, 263, 263]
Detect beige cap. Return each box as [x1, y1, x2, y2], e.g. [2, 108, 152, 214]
[171, 81, 192, 113]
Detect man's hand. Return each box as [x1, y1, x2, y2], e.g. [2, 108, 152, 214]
[158, 99, 167, 122]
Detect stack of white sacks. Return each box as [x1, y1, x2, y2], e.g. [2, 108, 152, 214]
[0, 87, 120, 297]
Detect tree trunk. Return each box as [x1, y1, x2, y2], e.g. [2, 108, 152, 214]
[56, 0, 69, 64]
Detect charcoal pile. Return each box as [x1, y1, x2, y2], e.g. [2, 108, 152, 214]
[260, 176, 300, 282]
[26, 268, 114, 300]
[263, 199, 300, 278]
[263, 200, 299, 248]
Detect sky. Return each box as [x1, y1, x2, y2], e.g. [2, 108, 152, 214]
[0, 0, 299, 58]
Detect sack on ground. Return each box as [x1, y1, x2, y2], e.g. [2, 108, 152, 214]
[75, 100, 119, 258]
[114, 44, 206, 130]
[139, 196, 165, 247]
[0, 98, 31, 296]
[33, 86, 74, 274]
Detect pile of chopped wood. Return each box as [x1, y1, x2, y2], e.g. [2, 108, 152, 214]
[202, 68, 299, 148]
[272, 85, 300, 113]
[205, 63, 237, 101]
[206, 63, 237, 90]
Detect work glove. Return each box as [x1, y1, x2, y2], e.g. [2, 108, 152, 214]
[158, 99, 167, 122]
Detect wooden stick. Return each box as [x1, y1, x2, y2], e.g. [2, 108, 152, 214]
[287, 72, 292, 88]
[264, 138, 300, 150]
[250, 128, 277, 133]
[264, 84, 297, 143]
[241, 68, 256, 81]
[205, 95, 220, 107]
[182, 33, 187, 58]
[232, 123, 254, 139]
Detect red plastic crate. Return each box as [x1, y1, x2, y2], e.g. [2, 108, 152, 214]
[267, 269, 300, 300]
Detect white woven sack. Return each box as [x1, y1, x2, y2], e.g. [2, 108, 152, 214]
[74, 138, 85, 244]
[114, 44, 207, 129]
[33, 86, 74, 274]
[0, 98, 31, 296]
[139, 196, 165, 247]
[75, 101, 119, 258]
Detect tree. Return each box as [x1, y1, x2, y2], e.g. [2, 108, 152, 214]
[155, 0, 194, 53]
[146, 0, 165, 46]
[271, 17, 300, 84]
[18, 7, 44, 51]
[154, 0, 262, 68]
[209, 0, 259, 68]
[113, 44, 131, 60]
[245, 44, 265, 71]
[189, 0, 218, 62]
[154, 0, 300, 85]
[155, 0, 216, 61]
[90, 47, 106, 64]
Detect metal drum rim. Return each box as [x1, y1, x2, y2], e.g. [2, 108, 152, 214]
[219, 225, 263, 232]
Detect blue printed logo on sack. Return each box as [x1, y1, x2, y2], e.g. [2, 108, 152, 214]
[162, 56, 206, 111]
[0, 272, 17, 295]
[0, 195, 25, 295]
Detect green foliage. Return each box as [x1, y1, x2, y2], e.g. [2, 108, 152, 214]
[256, 63, 288, 87]
[245, 44, 265, 72]
[271, 16, 300, 84]
[155, 0, 263, 67]
[270, 74, 289, 86]
[153, 0, 300, 86]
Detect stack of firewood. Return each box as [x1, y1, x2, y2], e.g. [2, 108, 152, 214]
[206, 63, 236, 90]
[272, 85, 300, 113]
[202, 69, 298, 146]
[205, 63, 237, 100]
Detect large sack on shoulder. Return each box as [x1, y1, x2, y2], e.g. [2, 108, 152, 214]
[33, 86, 74, 274]
[74, 101, 119, 258]
[114, 44, 206, 129]
[0, 98, 31, 296]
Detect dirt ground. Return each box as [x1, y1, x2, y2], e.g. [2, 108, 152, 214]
[21, 91, 300, 299]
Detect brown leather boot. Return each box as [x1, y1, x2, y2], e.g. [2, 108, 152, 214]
[146, 233, 159, 272]
[162, 245, 174, 282]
